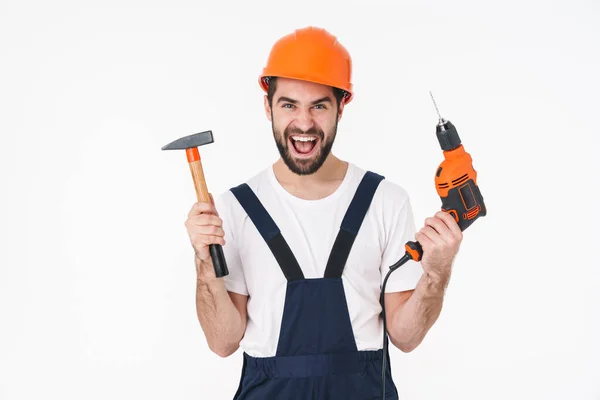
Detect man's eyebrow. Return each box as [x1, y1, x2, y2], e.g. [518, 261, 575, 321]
[276, 96, 333, 105]
[310, 96, 332, 105]
[276, 96, 298, 104]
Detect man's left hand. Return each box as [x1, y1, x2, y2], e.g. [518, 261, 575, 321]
[415, 211, 463, 287]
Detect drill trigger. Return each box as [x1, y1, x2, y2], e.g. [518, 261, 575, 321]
[443, 209, 459, 223]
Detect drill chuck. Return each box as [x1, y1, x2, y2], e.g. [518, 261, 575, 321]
[436, 119, 462, 151]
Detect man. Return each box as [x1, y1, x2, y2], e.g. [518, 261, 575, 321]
[185, 26, 462, 399]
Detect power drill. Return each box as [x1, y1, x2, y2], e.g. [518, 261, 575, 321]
[379, 92, 487, 399]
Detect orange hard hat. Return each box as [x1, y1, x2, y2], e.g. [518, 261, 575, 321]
[259, 27, 354, 104]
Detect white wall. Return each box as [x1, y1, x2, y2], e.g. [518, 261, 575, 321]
[1, 0, 599, 399]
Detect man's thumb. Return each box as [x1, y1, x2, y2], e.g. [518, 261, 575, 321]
[208, 193, 220, 216]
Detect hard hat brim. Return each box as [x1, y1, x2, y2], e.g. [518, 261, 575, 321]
[258, 74, 353, 104]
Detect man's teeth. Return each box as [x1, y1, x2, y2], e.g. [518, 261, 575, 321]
[292, 136, 316, 142]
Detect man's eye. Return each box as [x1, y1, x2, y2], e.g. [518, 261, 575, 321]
[283, 104, 295, 108]
[313, 104, 326, 109]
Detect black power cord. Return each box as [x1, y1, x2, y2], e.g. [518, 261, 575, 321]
[379, 252, 413, 400]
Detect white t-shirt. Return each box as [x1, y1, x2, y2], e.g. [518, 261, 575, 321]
[214, 162, 423, 358]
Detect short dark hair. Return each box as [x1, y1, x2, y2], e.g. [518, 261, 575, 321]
[265, 76, 346, 109]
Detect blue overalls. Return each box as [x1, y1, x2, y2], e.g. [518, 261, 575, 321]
[229, 171, 398, 400]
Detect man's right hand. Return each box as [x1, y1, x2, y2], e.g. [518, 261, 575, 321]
[184, 194, 226, 278]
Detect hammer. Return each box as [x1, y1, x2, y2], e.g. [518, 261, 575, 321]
[162, 130, 229, 278]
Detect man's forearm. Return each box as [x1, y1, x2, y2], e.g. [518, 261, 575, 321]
[387, 270, 449, 352]
[196, 262, 245, 357]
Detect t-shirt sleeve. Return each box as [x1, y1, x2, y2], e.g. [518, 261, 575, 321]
[379, 186, 424, 293]
[214, 191, 248, 296]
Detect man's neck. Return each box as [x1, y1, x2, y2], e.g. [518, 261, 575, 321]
[272, 155, 348, 200]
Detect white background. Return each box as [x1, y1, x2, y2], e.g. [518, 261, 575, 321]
[1, 0, 599, 399]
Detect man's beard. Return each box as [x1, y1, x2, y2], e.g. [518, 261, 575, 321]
[273, 122, 337, 175]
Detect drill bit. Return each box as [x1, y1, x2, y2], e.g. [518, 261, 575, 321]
[429, 91, 445, 124]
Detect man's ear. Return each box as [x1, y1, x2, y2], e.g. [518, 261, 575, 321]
[337, 100, 345, 123]
[264, 95, 272, 122]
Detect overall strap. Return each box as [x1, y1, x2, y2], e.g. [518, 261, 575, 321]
[230, 183, 305, 281]
[324, 171, 385, 278]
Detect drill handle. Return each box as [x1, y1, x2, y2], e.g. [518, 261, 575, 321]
[440, 178, 486, 232]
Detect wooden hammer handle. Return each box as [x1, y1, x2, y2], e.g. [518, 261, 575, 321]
[186, 148, 229, 278]
[186, 148, 211, 203]
[188, 159, 210, 203]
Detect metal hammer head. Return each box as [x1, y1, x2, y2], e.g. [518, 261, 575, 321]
[161, 130, 214, 151]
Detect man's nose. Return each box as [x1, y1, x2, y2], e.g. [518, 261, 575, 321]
[294, 108, 314, 131]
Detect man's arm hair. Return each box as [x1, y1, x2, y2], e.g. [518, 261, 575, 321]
[195, 259, 248, 357]
[383, 272, 448, 352]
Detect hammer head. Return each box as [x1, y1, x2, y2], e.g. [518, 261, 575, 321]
[161, 130, 214, 150]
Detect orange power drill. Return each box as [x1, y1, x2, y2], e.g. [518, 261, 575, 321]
[399, 92, 487, 265]
[379, 93, 487, 399]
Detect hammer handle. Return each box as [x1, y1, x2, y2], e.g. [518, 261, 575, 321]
[187, 148, 229, 278]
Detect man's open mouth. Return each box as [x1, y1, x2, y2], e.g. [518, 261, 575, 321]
[289, 135, 319, 156]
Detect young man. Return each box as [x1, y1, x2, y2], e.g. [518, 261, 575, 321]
[185, 26, 463, 399]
